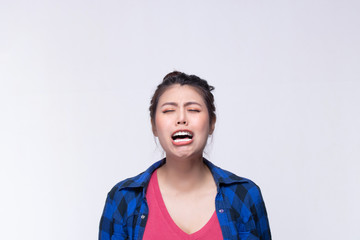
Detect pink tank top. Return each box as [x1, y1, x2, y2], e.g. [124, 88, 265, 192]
[143, 170, 224, 240]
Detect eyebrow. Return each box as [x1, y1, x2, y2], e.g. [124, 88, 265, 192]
[160, 102, 202, 108]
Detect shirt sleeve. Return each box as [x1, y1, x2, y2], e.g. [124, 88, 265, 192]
[99, 193, 115, 240]
[250, 185, 271, 240]
[99, 191, 128, 240]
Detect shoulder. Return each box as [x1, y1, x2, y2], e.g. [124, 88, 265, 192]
[102, 172, 147, 224]
[101, 160, 164, 228]
[106, 159, 165, 201]
[107, 173, 145, 201]
[205, 159, 264, 204]
[100, 162, 163, 239]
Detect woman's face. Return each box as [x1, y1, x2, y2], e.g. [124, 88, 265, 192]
[152, 84, 215, 160]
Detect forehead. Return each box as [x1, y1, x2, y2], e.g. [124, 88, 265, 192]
[158, 84, 205, 104]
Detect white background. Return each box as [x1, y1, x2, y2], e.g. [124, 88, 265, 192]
[1, 0, 359, 239]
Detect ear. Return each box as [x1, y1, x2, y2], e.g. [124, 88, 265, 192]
[209, 116, 216, 135]
[151, 120, 158, 136]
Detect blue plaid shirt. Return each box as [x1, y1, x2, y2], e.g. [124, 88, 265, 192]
[99, 158, 271, 240]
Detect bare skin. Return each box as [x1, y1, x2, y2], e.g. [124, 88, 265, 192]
[157, 156, 217, 234]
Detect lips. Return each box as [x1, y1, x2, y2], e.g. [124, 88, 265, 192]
[171, 130, 193, 146]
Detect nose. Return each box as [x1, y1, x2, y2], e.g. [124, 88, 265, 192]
[177, 120, 187, 125]
[176, 109, 187, 125]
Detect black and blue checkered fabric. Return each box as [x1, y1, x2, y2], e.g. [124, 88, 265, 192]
[99, 158, 271, 240]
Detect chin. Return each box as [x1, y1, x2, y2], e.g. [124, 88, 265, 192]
[166, 149, 204, 160]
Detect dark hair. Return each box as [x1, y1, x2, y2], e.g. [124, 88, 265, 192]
[150, 71, 216, 126]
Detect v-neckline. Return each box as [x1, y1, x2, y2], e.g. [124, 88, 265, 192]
[152, 169, 217, 239]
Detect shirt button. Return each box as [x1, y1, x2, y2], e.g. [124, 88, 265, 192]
[141, 214, 146, 219]
[218, 209, 224, 213]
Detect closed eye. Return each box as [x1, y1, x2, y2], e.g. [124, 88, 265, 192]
[162, 110, 175, 113]
[188, 109, 200, 112]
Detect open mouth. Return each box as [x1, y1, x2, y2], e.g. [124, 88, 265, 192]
[171, 130, 193, 145]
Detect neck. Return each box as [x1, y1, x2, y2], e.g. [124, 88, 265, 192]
[157, 154, 210, 192]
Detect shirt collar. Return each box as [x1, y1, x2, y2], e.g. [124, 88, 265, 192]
[203, 158, 248, 188]
[117, 158, 165, 191]
[117, 157, 247, 193]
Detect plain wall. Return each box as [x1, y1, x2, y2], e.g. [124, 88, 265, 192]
[1, 0, 359, 239]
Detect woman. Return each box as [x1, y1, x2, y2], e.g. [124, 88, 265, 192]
[99, 71, 271, 240]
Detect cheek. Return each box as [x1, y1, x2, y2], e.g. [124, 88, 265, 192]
[154, 116, 170, 136]
[193, 115, 211, 134]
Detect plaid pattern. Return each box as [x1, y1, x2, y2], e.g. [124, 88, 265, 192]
[99, 158, 271, 240]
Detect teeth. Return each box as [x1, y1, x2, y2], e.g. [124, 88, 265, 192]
[174, 138, 192, 143]
[172, 131, 193, 137]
